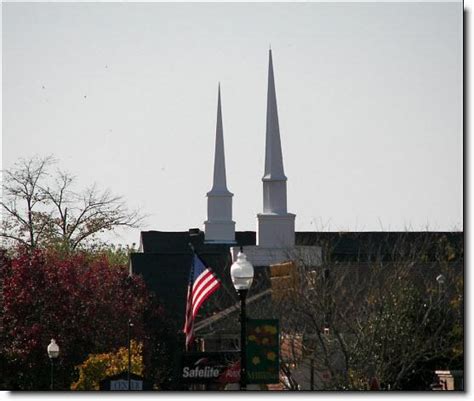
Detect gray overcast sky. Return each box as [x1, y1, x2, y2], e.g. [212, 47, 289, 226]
[2, 1, 463, 246]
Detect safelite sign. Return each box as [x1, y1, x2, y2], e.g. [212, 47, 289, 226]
[181, 352, 240, 384]
[180, 320, 280, 385]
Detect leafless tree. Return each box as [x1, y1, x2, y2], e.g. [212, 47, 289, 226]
[272, 232, 463, 390]
[1, 156, 144, 251]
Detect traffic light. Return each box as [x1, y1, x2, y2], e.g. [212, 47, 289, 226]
[269, 261, 298, 301]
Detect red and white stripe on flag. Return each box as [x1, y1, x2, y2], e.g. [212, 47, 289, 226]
[183, 254, 220, 349]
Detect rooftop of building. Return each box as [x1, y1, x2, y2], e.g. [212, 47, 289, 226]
[139, 229, 463, 261]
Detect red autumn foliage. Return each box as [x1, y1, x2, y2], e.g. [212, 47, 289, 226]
[1, 247, 159, 390]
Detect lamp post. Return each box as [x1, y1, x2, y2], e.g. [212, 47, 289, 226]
[128, 319, 134, 391]
[436, 274, 446, 302]
[47, 339, 59, 390]
[230, 249, 254, 391]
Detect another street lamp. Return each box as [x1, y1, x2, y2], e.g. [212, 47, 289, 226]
[436, 274, 446, 301]
[436, 274, 446, 286]
[47, 339, 60, 390]
[128, 319, 134, 391]
[230, 249, 254, 391]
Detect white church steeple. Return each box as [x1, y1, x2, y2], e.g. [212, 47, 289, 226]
[204, 84, 236, 243]
[209, 84, 230, 195]
[257, 50, 295, 247]
[264, 49, 286, 182]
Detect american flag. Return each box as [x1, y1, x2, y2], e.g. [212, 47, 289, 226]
[183, 253, 221, 350]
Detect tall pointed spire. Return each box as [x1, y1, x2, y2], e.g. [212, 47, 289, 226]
[257, 49, 295, 247]
[204, 84, 235, 243]
[209, 83, 231, 194]
[264, 49, 286, 180]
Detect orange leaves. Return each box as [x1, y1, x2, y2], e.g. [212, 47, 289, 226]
[71, 341, 144, 390]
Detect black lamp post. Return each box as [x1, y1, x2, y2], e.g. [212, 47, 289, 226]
[47, 339, 59, 390]
[230, 249, 254, 391]
[436, 274, 446, 302]
[128, 319, 134, 391]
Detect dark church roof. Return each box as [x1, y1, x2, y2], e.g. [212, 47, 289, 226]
[139, 229, 463, 262]
[139, 229, 256, 254]
[295, 231, 463, 262]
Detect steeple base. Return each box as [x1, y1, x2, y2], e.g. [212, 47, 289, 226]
[257, 213, 295, 247]
[204, 220, 236, 243]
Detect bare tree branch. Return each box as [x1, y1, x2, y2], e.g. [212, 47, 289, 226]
[1, 156, 145, 251]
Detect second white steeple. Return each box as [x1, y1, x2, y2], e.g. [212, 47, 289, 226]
[257, 50, 295, 247]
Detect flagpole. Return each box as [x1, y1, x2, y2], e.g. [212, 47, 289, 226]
[186, 242, 196, 391]
[186, 243, 195, 352]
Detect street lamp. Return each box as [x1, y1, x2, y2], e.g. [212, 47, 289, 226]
[436, 274, 446, 285]
[128, 319, 134, 391]
[230, 249, 254, 391]
[436, 274, 446, 301]
[47, 339, 59, 390]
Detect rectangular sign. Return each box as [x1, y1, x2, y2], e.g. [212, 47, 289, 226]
[180, 351, 240, 384]
[246, 319, 280, 384]
[99, 373, 152, 391]
[110, 379, 143, 391]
